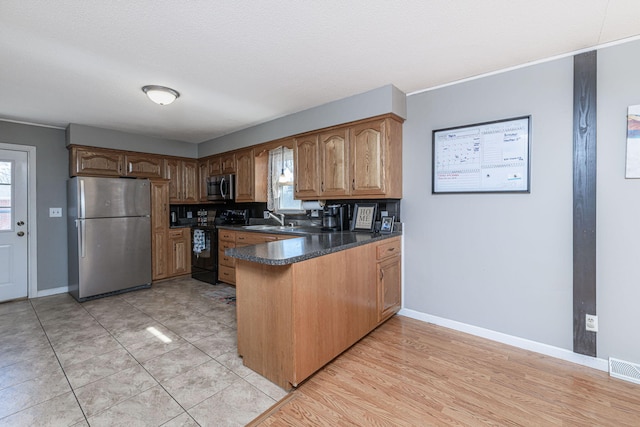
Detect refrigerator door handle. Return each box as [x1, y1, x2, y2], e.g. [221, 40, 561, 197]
[79, 179, 86, 219]
[79, 219, 86, 258]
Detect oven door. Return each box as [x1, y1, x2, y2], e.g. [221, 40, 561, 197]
[191, 227, 217, 284]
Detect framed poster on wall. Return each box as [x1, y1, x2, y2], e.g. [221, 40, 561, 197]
[625, 105, 640, 178]
[432, 116, 531, 194]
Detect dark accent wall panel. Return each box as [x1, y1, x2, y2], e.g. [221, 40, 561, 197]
[573, 51, 597, 357]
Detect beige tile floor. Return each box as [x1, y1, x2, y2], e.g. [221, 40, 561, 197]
[0, 278, 287, 426]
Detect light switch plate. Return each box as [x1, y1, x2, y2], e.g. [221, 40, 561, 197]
[49, 207, 62, 217]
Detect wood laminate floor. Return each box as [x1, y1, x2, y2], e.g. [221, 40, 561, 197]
[250, 316, 640, 426]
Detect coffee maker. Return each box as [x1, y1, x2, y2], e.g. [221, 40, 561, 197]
[322, 204, 349, 231]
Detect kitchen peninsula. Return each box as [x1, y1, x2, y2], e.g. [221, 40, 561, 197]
[225, 228, 402, 389]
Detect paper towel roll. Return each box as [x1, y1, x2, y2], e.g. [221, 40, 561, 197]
[301, 200, 325, 210]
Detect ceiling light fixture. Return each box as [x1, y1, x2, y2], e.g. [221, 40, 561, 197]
[142, 85, 180, 105]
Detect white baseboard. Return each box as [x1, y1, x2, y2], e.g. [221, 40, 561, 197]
[398, 308, 609, 372]
[35, 286, 69, 298]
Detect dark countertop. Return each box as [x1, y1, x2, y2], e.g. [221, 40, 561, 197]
[225, 229, 402, 266]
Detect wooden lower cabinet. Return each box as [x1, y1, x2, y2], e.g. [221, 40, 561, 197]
[168, 228, 191, 277]
[376, 237, 402, 322]
[218, 230, 292, 285]
[236, 236, 402, 390]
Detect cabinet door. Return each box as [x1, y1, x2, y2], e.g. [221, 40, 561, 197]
[198, 160, 210, 202]
[319, 128, 350, 197]
[377, 255, 401, 322]
[151, 181, 169, 232]
[235, 149, 255, 202]
[182, 160, 199, 202]
[221, 153, 236, 174]
[71, 147, 123, 177]
[294, 135, 320, 199]
[150, 181, 169, 281]
[153, 230, 168, 280]
[165, 158, 181, 202]
[209, 156, 222, 176]
[169, 229, 191, 276]
[350, 120, 385, 195]
[125, 154, 163, 178]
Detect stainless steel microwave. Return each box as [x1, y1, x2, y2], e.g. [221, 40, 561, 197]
[206, 174, 235, 202]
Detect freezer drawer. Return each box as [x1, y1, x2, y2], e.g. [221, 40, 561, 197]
[72, 216, 151, 300]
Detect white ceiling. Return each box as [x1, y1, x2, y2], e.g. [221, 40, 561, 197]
[2, 1, 640, 144]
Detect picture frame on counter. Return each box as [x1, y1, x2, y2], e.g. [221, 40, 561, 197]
[351, 203, 377, 232]
[380, 216, 395, 233]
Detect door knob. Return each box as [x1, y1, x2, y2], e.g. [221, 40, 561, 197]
[17, 221, 24, 226]
[17, 231, 25, 237]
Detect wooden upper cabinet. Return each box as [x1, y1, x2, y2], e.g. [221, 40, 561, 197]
[235, 148, 255, 202]
[198, 159, 210, 202]
[294, 135, 320, 199]
[182, 160, 198, 202]
[350, 116, 402, 198]
[70, 146, 123, 177]
[221, 153, 236, 174]
[165, 158, 181, 201]
[165, 158, 198, 203]
[209, 156, 222, 176]
[124, 154, 163, 178]
[319, 127, 350, 197]
[350, 120, 385, 195]
[292, 115, 402, 200]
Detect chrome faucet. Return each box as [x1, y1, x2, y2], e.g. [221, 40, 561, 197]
[268, 212, 285, 226]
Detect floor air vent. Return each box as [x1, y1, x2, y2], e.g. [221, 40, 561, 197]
[609, 357, 640, 385]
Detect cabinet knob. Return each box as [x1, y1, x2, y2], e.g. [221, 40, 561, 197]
[352, 179, 355, 190]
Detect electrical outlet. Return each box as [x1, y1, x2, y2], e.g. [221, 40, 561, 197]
[49, 207, 62, 217]
[586, 314, 598, 332]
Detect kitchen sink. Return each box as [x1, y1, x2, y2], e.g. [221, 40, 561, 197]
[242, 225, 279, 230]
[241, 224, 321, 234]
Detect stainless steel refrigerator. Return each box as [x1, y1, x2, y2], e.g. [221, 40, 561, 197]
[67, 176, 152, 301]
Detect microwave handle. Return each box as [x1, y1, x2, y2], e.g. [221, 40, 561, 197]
[220, 177, 227, 199]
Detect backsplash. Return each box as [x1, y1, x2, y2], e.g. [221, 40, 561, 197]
[170, 199, 401, 226]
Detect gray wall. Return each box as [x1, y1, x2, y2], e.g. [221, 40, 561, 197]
[596, 41, 640, 362]
[0, 121, 69, 292]
[198, 84, 407, 156]
[67, 124, 197, 158]
[403, 39, 640, 362]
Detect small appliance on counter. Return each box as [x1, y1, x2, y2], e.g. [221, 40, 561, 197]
[322, 204, 350, 231]
[218, 209, 249, 225]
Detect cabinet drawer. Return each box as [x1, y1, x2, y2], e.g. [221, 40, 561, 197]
[219, 230, 236, 242]
[219, 240, 235, 252]
[236, 232, 270, 246]
[168, 229, 186, 239]
[219, 250, 235, 267]
[218, 265, 236, 284]
[376, 238, 401, 260]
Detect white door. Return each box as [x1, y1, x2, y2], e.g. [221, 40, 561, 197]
[0, 149, 28, 301]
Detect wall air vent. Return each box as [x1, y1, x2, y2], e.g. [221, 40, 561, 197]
[609, 357, 640, 385]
